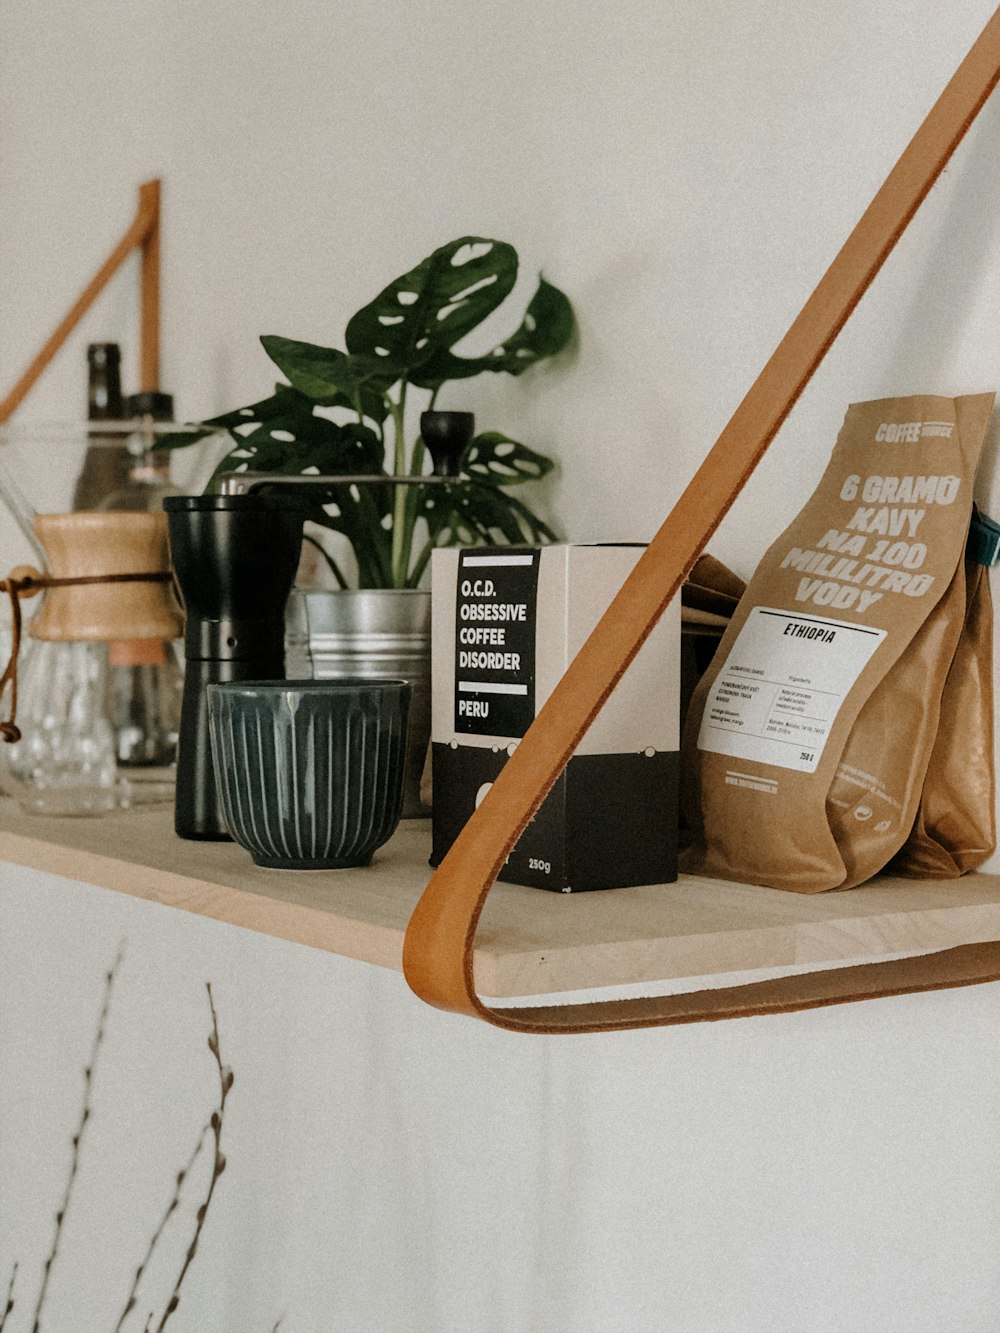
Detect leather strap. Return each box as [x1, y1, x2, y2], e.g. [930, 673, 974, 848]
[403, 10, 1000, 1033]
[0, 569, 171, 743]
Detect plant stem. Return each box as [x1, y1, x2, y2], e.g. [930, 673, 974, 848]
[399, 434, 427, 583]
[389, 386, 409, 586]
[350, 487, 393, 587]
[400, 385, 446, 586]
[153, 984, 233, 1332]
[112, 1127, 208, 1332]
[354, 388, 394, 583]
[30, 946, 123, 1333]
[407, 531, 445, 588]
[0, 1263, 16, 1332]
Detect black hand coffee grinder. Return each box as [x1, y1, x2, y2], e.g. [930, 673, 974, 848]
[164, 493, 306, 839]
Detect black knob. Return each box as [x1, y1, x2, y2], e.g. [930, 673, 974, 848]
[125, 391, 174, 420]
[420, 411, 475, 478]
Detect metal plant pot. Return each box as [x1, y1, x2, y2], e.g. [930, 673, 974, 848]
[285, 588, 431, 819]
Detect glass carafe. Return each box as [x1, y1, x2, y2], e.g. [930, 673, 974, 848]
[4, 638, 118, 815]
[2, 510, 183, 814]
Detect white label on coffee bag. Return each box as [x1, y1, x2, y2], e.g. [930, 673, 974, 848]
[697, 608, 886, 773]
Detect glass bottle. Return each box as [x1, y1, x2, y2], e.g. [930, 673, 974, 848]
[72, 343, 129, 510]
[97, 391, 183, 768]
[98, 391, 180, 513]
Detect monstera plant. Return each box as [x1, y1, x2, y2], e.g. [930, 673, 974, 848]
[162, 237, 574, 588]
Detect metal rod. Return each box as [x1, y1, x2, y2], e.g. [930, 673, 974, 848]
[218, 472, 449, 496]
[0, 420, 204, 443]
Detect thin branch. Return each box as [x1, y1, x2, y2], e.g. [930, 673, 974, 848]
[31, 945, 124, 1333]
[112, 1127, 209, 1332]
[0, 1262, 17, 1331]
[152, 984, 233, 1332]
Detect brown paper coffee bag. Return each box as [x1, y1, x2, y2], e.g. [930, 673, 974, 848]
[890, 559, 995, 877]
[681, 393, 994, 892]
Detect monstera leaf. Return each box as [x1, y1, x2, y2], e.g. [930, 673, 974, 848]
[152, 384, 313, 454]
[199, 387, 385, 489]
[307, 482, 394, 589]
[419, 480, 556, 551]
[206, 423, 385, 496]
[409, 277, 575, 389]
[345, 238, 519, 381]
[461, 432, 554, 487]
[205, 383, 317, 433]
[191, 388, 393, 586]
[263, 242, 573, 398]
[258, 339, 392, 423]
[408, 430, 557, 582]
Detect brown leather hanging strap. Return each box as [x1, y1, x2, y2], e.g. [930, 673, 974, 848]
[403, 9, 1000, 1033]
[0, 568, 171, 742]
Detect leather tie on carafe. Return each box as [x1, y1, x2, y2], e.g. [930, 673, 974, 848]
[0, 568, 172, 742]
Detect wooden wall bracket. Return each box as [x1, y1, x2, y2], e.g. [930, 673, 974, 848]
[0, 178, 160, 423]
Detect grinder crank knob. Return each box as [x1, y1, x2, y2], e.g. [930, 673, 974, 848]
[420, 411, 475, 479]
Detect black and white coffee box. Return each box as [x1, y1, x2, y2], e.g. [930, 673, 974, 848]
[430, 545, 680, 892]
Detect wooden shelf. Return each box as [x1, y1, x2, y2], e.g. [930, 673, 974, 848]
[3, 797, 1000, 999]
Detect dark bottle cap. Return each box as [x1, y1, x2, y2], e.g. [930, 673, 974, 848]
[126, 391, 174, 421]
[86, 341, 125, 426]
[87, 343, 121, 367]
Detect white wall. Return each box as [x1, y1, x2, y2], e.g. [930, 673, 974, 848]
[2, 864, 1000, 1333]
[4, 1, 1000, 565]
[2, 3, 1000, 1329]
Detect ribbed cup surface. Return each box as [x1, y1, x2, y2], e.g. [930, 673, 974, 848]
[207, 679, 410, 869]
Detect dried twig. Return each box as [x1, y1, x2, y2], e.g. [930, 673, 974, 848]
[30, 946, 124, 1333]
[152, 984, 233, 1332]
[112, 1126, 209, 1331]
[0, 1262, 17, 1331]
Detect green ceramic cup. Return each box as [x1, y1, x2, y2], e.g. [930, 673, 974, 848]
[207, 678, 411, 869]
